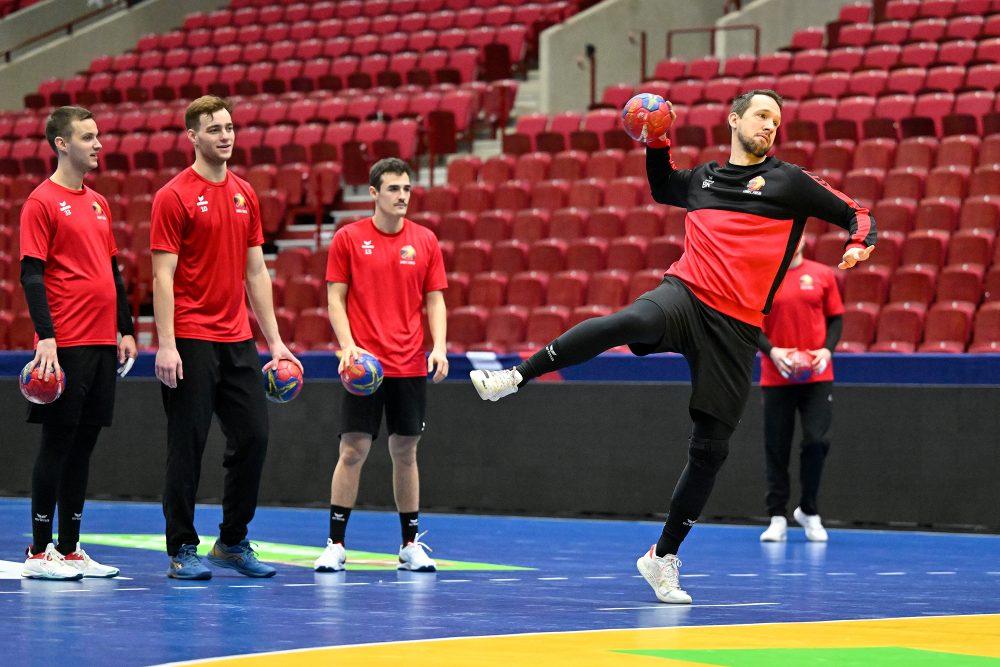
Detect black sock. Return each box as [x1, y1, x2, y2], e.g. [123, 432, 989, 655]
[400, 511, 419, 545]
[329, 505, 351, 545]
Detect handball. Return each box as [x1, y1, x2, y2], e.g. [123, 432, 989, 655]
[621, 93, 674, 143]
[787, 350, 814, 383]
[340, 353, 384, 396]
[19, 361, 65, 405]
[264, 359, 303, 403]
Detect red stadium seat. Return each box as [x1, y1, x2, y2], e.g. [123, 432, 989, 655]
[918, 301, 976, 352]
[546, 270, 589, 308]
[869, 301, 926, 352]
[837, 302, 880, 352]
[467, 271, 509, 308]
[525, 305, 570, 344]
[935, 264, 985, 304]
[890, 264, 939, 304]
[968, 302, 1000, 351]
[506, 271, 549, 308]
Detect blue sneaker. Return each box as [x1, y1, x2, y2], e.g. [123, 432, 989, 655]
[206, 539, 276, 578]
[168, 544, 212, 580]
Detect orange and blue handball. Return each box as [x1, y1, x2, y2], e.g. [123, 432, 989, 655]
[340, 353, 384, 396]
[264, 359, 303, 403]
[621, 93, 674, 144]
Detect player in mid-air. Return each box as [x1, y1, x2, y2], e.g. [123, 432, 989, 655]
[471, 90, 875, 603]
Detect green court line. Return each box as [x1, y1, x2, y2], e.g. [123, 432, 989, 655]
[614, 647, 1000, 666]
[78, 534, 533, 571]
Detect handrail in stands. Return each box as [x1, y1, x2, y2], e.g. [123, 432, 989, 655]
[666, 23, 761, 59]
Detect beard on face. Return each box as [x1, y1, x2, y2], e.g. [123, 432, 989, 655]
[737, 129, 771, 158]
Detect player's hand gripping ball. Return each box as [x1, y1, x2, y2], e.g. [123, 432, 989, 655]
[622, 93, 674, 144]
[786, 350, 814, 383]
[19, 361, 65, 404]
[341, 353, 384, 396]
[264, 359, 303, 403]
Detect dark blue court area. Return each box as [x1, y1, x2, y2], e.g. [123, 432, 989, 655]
[0, 497, 998, 666]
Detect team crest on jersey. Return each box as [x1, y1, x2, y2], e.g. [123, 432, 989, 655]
[799, 273, 815, 290]
[58, 201, 72, 217]
[195, 195, 208, 213]
[743, 176, 765, 195]
[399, 245, 416, 265]
[361, 240, 374, 255]
[91, 202, 107, 220]
[233, 192, 248, 214]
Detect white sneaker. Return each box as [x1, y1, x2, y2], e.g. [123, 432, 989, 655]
[398, 531, 436, 572]
[760, 516, 788, 542]
[314, 539, 347, 572]
[636, 545, 692, 604]
[62, 544, 119, 578]
[21, 543, 83, 580]
[794, 507, 829, 542]
[470, 368, 522, 402]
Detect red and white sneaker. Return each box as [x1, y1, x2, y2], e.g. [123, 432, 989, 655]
[398, 532, 436, 572]
[21, 543, 83, 580]
[63, 544, 120, 578]
[636, 545, 692, 604]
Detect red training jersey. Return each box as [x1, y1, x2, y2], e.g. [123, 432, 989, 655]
[19, 179, 118, 347]
[326, 217, 447, 377]
[150, 167, 264, 342]
[759, 258, 844, 386]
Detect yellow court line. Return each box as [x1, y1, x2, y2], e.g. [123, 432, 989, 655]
[170, 613, 1000, 667]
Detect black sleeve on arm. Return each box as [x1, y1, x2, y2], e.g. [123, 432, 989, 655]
[791, 168, 877, 249]
[20, 257, 56, 340]
[824, 314, 843, 350]
[758, 330, 773, 355]
[112, 257, 135, 336]
[645, 144, 693, 208]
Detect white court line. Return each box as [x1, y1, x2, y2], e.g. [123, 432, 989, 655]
[876, 572, 907, 576]
[229, 585, 264, 588]
[826, 572, 856, 576]
[537, 576, 568, 581]
[54, 589, 91, 593]
[116, 587, 149, 591]
[283, 583, 316, 587]
[727, 573, 759, 577]
[777, 573, 807, 577]
[598, 602, 780, 611]
[584, 576, 615, 579]
[927, 571, 956, 575]
[439, 579, 471, 583]
[489, 578, 520, 582]
[172, 586, 210, 590]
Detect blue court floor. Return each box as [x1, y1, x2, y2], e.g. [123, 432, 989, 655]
[0, 498, 997, 666]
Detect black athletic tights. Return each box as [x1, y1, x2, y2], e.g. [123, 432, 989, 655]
[516, 299, 734, 557]
[31, 423, 101, 555]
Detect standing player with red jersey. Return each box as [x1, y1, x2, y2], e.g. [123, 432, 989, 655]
[18, 106, 136, 580]
[470, 90, 876, 603]
[758, 239, 844, 543]
[313, 158, 448, 573]
[151, 96, 300, 580]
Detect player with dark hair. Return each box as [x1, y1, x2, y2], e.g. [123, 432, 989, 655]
[152, 96, 300, 580]
[313, 157, 448, 573]
[19, 106, 136, 579]
[758, 238, 844, 543]
[470, 90, 875, 603]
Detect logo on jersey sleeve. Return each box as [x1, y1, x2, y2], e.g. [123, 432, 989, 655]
[799, 273, 815, 290]
[195, 195, 208, 213]
[233, 192, 248, 214]
[59, 201, 72, 217]
[743, 176, 766, 195]
[92, 202, 108, 220]
[361, 240, 374, 255]
[399, 245, 416, 265]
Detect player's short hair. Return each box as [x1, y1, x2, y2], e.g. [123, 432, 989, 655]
[730, 89, 784, 118]
[45, 106, 94, 155]
[369, 157, 413, 190]
[184, 95, 232, 131]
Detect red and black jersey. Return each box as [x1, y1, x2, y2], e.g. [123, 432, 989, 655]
[646, 146, 875, 327]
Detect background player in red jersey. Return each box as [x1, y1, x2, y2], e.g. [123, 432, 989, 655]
[470, 90, 875, 604]
[151, 96, 300, 580]
[19, 106, 136, 580]
[757, 238, 844, 543]
[313, 158, 448, 574]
